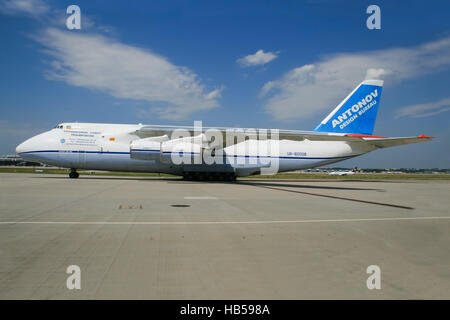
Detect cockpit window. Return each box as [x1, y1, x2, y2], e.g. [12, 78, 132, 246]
[54, 124, 63, 129]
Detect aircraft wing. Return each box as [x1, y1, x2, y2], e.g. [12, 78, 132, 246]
[136, 125, 434, 148]
[362, 135, 434, 148]
[136, 125, 363, 142]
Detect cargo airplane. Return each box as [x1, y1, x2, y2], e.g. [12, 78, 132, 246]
[16, 80, 433, 180]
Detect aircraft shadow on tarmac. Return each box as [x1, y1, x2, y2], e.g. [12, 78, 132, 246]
[32, 175, 386, 191]
[168, 179, 385, 191]
[235, 181, 385, 192]
[31, 175, 412, 208]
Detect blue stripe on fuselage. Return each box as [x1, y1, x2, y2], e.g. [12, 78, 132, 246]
[19, 149, 356, 160]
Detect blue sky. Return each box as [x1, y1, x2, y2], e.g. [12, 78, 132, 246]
[1, 0, 449, 168]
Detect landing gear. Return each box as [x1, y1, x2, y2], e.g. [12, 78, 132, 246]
[182, 172, 236, 182]
[69, 169, 79, 179]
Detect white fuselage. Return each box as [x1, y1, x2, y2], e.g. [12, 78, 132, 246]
[16, 123, 375, 176]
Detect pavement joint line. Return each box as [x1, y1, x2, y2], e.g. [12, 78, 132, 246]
[0, 216, 449, 225]
[184, 196, 217, 200]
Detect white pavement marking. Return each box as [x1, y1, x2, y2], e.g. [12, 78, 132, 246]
[0, 216, 449, 226]
[184, 196, 217, 200]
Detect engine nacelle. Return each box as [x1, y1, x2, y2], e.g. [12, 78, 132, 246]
[130, 137, 202, 165]
[160, 141, 202, 164]
[130, 139, 161, 160]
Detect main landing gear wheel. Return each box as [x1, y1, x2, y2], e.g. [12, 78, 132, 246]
[69, 169, 79, 179]
[182, 172, 236, 182]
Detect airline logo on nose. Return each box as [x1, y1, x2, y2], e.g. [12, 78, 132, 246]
[66, 125, 72, 130]
[332, 89, 378, 130]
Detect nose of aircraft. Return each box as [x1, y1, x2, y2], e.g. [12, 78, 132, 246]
[16, 136, 40, 161]
[16, 141, 28, 154]
[16, 135, 41, 155]
[16, 130, 59, 163]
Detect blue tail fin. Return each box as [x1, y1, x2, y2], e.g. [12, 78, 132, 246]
[313, 80, 383, 135]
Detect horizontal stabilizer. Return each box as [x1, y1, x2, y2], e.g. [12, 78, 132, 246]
[362, 135, 434, 148]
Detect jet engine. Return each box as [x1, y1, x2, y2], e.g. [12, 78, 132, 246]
[130, 138, 162, 160]
[130, 135, 202, 164]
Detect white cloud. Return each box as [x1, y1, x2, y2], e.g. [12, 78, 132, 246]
[365, 68, 391, 79]
[261, 37, 450, 121]
[237, 49, 279, 67]
[396, 97, 450, 118]
[0, 1, 115, 36]
[0, 0, 49, 16]
[35, 28, 222, 120]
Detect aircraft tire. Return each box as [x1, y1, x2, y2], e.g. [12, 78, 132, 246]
[183, 172, 235, 181]
[69, 171, 79, 179]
